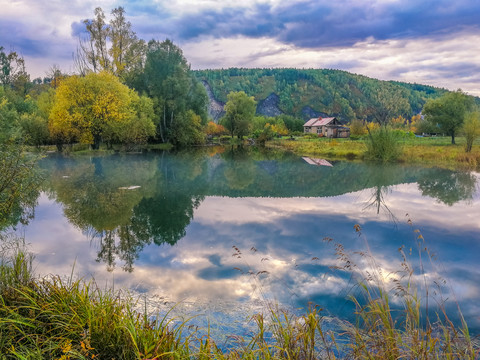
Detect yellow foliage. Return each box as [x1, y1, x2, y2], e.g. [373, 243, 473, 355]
[409, 114, 422, 133]
[366, 122, 380, 132]
[49, 72, 153, 148]
[271, 122, 289, 136]
[391, 115, 406, 129]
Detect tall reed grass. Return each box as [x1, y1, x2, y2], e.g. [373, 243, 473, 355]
[364, 127, 403, 162]
[1, 229, 478, 359]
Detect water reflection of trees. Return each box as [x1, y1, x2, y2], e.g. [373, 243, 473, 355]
[361, 166, 478, 218]
[41, 149, 478, 271]
[361, 164, 404, 221]
[44, 153, 207, 271]
[418, 169, 478, 206]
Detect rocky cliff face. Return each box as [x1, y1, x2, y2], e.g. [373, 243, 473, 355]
[301, 106, 329, 120]
[256, 93, 283, 117]
[201, 81, 224, 123]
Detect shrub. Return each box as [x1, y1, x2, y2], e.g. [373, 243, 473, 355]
[303, 133, 318, 139]
[365, 126, 403, 162]
[349, 119, 367, 136]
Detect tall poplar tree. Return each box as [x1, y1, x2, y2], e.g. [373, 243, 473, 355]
[75, 7, 146, 79]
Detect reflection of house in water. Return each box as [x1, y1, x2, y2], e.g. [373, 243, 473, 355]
[303, 117, 350, 138]
[302, 157, 333, 167]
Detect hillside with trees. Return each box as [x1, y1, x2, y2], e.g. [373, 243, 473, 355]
[194, 68, 452, 122]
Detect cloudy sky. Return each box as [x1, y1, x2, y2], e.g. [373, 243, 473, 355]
[1, 0, 480, 95]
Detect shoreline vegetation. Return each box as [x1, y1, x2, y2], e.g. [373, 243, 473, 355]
[27, 134, 480, 171]
[1, 230, 478, 359]
[266, 135, 480, 170]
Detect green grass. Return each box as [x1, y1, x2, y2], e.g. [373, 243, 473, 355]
[1, 231, 478, 359]
[267, 135, 480, 169]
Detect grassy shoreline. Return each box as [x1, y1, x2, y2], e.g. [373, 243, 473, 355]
[27, 136, 480, 170]
[266, 136, 480, 170]
[1, 233, 478, 359]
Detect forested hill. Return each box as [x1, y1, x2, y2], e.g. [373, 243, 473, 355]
[193, 68, 449, 122]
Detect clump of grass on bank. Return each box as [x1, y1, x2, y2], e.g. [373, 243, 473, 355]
[364, 127, 403, 162]
[1, 233, 478, 359]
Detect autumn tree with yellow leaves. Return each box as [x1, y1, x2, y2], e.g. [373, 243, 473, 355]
[49, 72, 155, 150]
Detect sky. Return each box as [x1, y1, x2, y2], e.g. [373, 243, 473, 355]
[1, 0, 480, 95]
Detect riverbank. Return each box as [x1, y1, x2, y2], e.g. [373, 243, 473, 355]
[266, 136, 480, 170]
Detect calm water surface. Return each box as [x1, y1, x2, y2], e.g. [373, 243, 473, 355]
[15, 147, 480, 334]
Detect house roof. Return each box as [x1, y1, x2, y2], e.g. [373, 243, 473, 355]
[303, 117, 337, 127]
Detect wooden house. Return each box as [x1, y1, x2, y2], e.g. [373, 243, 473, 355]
[303, 117, 350, 138]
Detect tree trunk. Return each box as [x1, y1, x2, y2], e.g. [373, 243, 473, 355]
[92, 134, 101, 150]
[451, 133, 455, 145]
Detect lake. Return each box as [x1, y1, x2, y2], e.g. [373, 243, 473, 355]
[13, 146, 480, 337]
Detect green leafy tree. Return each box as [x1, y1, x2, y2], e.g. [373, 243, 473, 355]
[49, 71, 155, 150]
[462, 111, 480, 152]
[0, 88, 20, 142]
[169, 110, 205, 147]
[18, 113, 50, 147]
[221, 91, 256, 138]
[369, 84, 410, 127]
[131, 39, 208, 143]
[0, 46, 30, 94]
[350, 119, 367, 136]
[423, 90, 475, 144]
[102, 95, 156, 149]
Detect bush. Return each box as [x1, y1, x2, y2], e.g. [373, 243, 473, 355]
[303, 133, 318, 139]
[349, 119, 367, 136]
[365, 127, 403, 162]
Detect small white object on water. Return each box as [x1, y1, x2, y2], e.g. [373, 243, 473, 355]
[118, 185, 141, 190]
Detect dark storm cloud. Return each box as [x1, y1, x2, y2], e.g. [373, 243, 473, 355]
[166, 0, 480, 48]
[0, 20, 47, 57]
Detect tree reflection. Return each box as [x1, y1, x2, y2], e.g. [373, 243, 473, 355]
[361, 164, 416, 222]
[131, 193, 204, 246]
[0, 144, 42, 230]
[418, 169, 478, 206]
[44, 153, 208, 271]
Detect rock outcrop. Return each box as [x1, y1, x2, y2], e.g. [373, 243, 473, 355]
[301, 106, 329, 120]
[256, 93, 283, 117]
[201, 81, 224, 123]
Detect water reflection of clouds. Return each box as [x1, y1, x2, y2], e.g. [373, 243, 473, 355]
[17, 181, 480, 332]
[189, 185, 480, 328]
